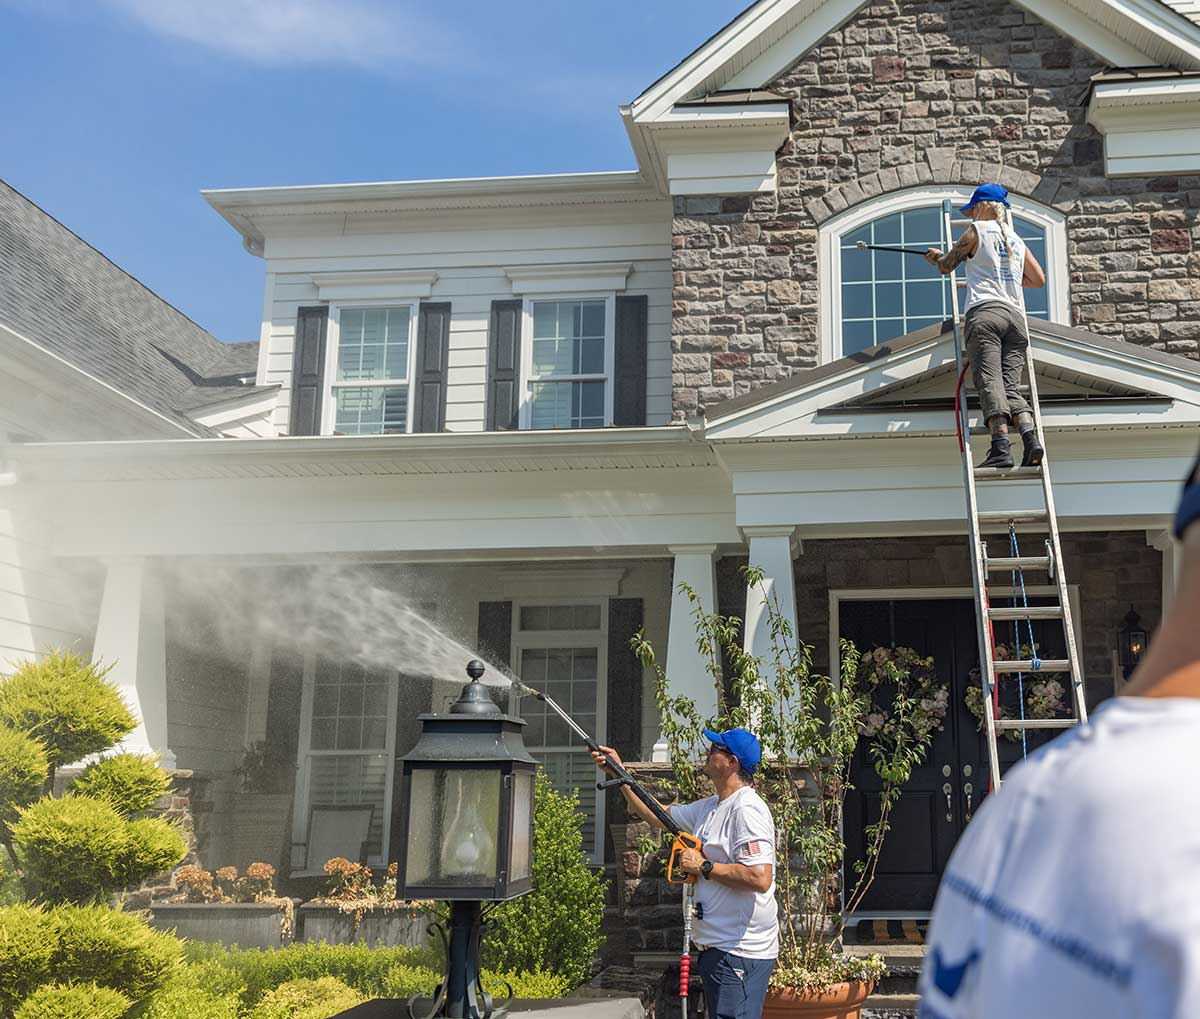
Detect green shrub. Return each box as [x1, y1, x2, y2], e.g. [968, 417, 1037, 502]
[70, 755, 170, 817]
[0, 903, 57, 1014]
[380, 963, 442, 998]
[139, 964, 243, 1019]
[182, 940, 439, 1007]
[13, 982, 130, 1019]
[0, 652, 135, 773]
[483, 770, 607, 988]
[489, 969, 572, 999]
[0, 728, 48, 839]
[249, 977, 364, 1019]
[11, 795, 184, 904]
[50, 903, 182, 1001]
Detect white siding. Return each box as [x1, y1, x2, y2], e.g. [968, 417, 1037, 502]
[259, 208, 674, 434]
[0, 503, 90, 667]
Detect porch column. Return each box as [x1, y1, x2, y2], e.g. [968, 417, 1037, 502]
[742, 526, 800, 684]
[92, 558, 176, 768]
[1148, 529, 1183, 613]
[653, 545, 720, 762]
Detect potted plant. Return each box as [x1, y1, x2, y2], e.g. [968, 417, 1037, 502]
[634, 568, 942, 1018]
[150, 862, 296, 948]
[298, 859, 430, 948]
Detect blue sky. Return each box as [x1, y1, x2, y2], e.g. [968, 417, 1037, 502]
[1, 0, 744, 342]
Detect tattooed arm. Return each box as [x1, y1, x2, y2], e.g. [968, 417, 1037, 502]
[924, 225, 978, 275]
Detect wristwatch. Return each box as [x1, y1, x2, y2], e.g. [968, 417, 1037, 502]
[700, 860, 714, 880]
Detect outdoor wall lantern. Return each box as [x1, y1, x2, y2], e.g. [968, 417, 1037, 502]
[393, 659, 537, 1019]
[1118, 605, 1147, 679]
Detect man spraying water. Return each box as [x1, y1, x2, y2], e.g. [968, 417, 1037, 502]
[592, 729, 778, 1019]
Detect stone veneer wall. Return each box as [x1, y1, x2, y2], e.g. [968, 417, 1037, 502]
[671, 0, 1200, 418]
[123, 770, 213, 908]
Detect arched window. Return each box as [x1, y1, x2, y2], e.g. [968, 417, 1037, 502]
[819, 187, 1068, 361]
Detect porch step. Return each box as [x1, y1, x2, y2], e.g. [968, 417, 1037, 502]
[974, 465, 1042, 481]
[864, 992, 919, 1013]
[985, 555, 1051, 572]
[988, 605, 1063, 621]
[996, 717, 1078, 731]
[993, 659, 1071, 673]
[977, 509, 1047, 528]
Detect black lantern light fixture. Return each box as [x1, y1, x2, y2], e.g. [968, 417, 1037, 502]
[394, 660, 537, 1019]
[1118, 605, 1147, 679]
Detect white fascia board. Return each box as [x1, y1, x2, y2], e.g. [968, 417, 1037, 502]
[1088, 78, 1200, 175]
[1087, 0, 1200, 67]
[0, 321, 202, 440]
[723, 0, 869, 90]
[1008, 0, 1161, 66]
[311, 270, 439, 302]
[504, 262, 632, 295]
[188, 389, 280, 431]
[647, 112, 791, 196]
[631, 0, 807, 123]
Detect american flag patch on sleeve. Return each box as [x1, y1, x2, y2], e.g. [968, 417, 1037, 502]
[738, 840, 765, 858]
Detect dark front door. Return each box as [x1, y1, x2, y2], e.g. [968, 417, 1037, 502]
[841, 597, 1068, 913]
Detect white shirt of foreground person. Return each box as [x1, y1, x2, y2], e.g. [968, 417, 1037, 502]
[671, 785, 779, 959]
[918, 694, 1200, 1018]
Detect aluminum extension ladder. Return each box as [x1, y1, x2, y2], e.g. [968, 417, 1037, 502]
[942, 198, 1088, 792]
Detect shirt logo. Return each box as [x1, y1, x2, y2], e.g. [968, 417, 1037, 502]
[930, 945, 980, 998]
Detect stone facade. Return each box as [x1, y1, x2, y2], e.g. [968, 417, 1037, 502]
[671, 0, 1200, 418]
[123, 769, 213, 908]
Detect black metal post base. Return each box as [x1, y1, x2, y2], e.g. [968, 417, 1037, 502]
[408, 901, 512, 1019]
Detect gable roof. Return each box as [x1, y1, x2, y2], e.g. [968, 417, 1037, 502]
[0, 179, 264, 437]
[704, 318, 1200, 438]
[631, 0, 1200, 122]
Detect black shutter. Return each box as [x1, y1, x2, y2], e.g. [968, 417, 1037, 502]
[485, 300, 522, 431]
[289, 306, 329, 436]
[613, 295, 648, 427]
[413, 302, 451, 433]
[263, 645, 304, 784]
[606, 598, 644, 760]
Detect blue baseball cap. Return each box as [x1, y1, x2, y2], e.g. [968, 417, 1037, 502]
[960, 183, 1010, 213]
[703, 727, 762, 773]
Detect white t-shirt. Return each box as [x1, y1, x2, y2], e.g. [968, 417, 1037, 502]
[919, 695, 1200, 1019]
[670, 785, 779, 959]
[964, 219, 1027, 315]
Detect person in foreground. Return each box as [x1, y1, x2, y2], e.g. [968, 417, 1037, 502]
[918, 447, 1200, 1018]
[593, 728, 778, 1019]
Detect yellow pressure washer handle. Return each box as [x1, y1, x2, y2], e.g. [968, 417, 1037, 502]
[667, 831, 703, 885]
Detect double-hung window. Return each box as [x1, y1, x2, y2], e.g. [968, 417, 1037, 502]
[522, 297, 614, 429]
[512, 601, 607, 862]
[292, 655, 398, 872]
[326, 304, 418, 435]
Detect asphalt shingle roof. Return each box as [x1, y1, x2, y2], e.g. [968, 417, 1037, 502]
[0, 178, 262, 436]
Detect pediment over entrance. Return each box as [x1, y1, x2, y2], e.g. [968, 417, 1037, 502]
[703, 319, 1200, 440]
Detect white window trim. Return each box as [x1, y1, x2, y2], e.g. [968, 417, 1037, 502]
[817, 185, 1070, 365]
[510, 597, 609, 865]
[518, 293, 617, 431]
[320, 299, 421, 436]
[291, 654, 400, 875]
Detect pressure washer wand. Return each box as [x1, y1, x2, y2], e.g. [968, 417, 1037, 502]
[855, 240, 935, 256]
[511, 679, 682, 835]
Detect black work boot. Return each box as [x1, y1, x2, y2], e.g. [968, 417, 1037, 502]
[1020, 429, 1045, 468]
[978, 435, 1014, 470]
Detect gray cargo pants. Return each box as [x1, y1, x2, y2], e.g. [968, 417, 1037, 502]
[964, 301, 1032, 424]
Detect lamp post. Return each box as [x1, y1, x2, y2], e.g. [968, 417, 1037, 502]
[393, 660, 538, 1019]
[1118, 605, 1147, 680]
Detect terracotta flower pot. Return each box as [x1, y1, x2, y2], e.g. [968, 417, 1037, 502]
[762, 980, 875, 1019]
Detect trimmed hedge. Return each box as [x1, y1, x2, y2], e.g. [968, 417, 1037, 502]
[13, 982, 130, 1019]
[249, 977, 364, 1019]
[0, 728, 47, 840]
[70, 754, 171, 817]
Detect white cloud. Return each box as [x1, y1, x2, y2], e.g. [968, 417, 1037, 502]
[98, 0, 458, 70]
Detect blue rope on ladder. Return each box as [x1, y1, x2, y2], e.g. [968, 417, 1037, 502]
[1008, 524, 1042, 758]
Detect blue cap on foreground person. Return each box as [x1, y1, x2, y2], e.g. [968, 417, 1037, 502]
[918, 446, 1200, 1019]
[703, 727, 763, 773]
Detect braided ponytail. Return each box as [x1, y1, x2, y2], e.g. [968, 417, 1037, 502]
[977, 200, 1017, 265]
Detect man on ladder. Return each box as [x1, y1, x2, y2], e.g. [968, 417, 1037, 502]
[924, 183, 1047, 470]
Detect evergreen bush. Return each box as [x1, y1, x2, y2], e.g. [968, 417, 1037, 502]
[481, 770, 607, 989]
[0, 903, 57, 1014]
[12, 982, 130, 1019]
[0, 729, 47, 843]
[248, 977, 364, 1019]
[0, 652, 135, 776]
[10, 795, 184, 904]
[139, 964, 243, 1019]
[70, 754, 170, 816]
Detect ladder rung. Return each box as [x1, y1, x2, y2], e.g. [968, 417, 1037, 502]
[978, 510, 1048, 528]
[995, 718, 1079, 731]
[985, 556, 1051, 572]
[974, 466, 1043, 481]
[993, 659, 1072, 673]
[988, 605, 1064, 620]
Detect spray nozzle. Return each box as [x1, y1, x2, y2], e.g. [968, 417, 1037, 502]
[855, 240, 867, 249]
